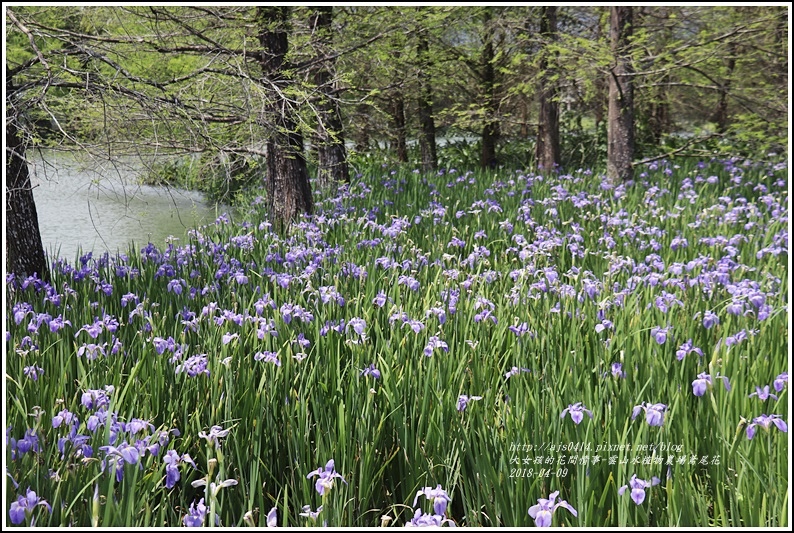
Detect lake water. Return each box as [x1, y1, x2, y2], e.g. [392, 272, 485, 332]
[29, 150, 232, 262]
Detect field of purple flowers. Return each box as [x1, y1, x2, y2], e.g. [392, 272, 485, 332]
[5, 157, 789, 527]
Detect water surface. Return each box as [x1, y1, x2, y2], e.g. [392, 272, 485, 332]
[29, 150, 230, 262]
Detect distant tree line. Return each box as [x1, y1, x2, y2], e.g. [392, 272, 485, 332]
[5, 5, 789, 281]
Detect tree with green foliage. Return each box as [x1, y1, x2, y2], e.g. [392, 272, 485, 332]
[257, 6, 313, 229]
[307, 6, 350, 189]
[478, 7, 499, 169]
[416, 15, 438, 173]
[6, 61, 50, 283]
[607, 6, 634, 182]
[535, 6, 561, 171]
[5, 6, 77, 282]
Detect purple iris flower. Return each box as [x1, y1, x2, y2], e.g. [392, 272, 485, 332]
[102, 314, 119, 333]
[13, 302, 33, 325]
[618, 474, 661, 505]
[23, 365, 44, 381]
[52, 408, 78, 429]
[632, 402, 667, 427]
[650, 326, 671, 345]
[582, 279, 600, 299]
[81, 386, 114, 411]
[152, 336, 175, 355]
[702, 310, 719, 329]
[231, 271, 249, 285]
[198, 425, 231, 448]
[14, 429, 40, 456]
[398, 275, 421, 292]
[163, 450, 182, 488]
[164, 278, 183, 294]
[373, 291, 388, 308]
[348, 317, 367, 336]
[56, 426, 92, 460]
[448, 236, 465, 248]
[124, 418, 152, 436]
[320, 319, 346, 337]
[747, 291, 766, 308]
[183, 498, 208, 527]
[528, 490, 577, 527]
[48, 315, 71, 333]
[77, 320, 103, 339]
[100, 441, 140, 465]
[406, 508, 455, 527]
[504, 366, 531, 380]
[726, 300, 744, 315]
[9, 487, 51, 525]
[306, 459, 347, 496]
[262, 506, 276, 527]
[253, 295, 276, 315]
[77, 343, 106, 361]
[773, 372, 788, 392]
[175, 354, 210, 377]
[692, 373, 731, 397]
[457, 395, 482, 412]
[254, 351, 281, 366]
[109, 337, 124, 355]
[293, 333, 311, 349]
[257, 319, 279, 339]
[359, 364, 381, 379]
[748, 385, 778, 401]
[413, 484, 452, 516]
[746, 414, 787, 439]
[675, 339, 703, 361]
[722, 328, 755, 348]
[86, 410, 110, 433]
[221, 332, 239, 345]
[595, 320, 613, 334]
[404, 319, 424, 333]
[99, 441, 140, 481]
[608, 362, 626, 379]
[280, 303, 295, 324]
[318, 286, 344, 306]
[509, 322, 531, 336]
[423, 336, 449, 357]
[300, 505, 323, 521]
[163, 450, 196, 489]
[426, 307, 447, 325]
[473, 309, 498, 324]
[120, 292, 138, 307]
[560, 403, 594, 425]
[670, 236, 688, 250]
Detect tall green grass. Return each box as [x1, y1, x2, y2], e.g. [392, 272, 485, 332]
[4, 157, 788, 527]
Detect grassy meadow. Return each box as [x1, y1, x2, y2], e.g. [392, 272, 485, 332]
[4, 156, 789, 527]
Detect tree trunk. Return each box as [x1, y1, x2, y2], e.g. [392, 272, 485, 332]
[593, 13, 607, 137]
[535, 6, 561, 172]
[391, 91, 408, 163]
[607, 6, 634, 183]
[417, 28, 437, 173]
[309, 7, 349, 189]
[649, 88, 670, 143]
[6, 84, 50, 283]
[648, 7, 671, 143]
[353, 112, 370, 153]
[520, 14, 533, 140]
[480, 7, 499, 169]
[257, 7, 313, 232]
[712, 41, 737, 134]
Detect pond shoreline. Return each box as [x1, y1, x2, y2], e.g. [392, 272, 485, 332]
[29, 149, 234, 262]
